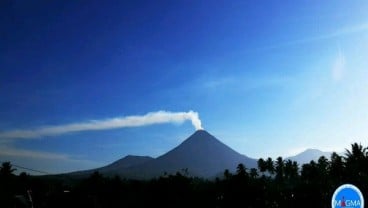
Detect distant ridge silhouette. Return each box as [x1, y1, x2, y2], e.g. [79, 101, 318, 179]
[286, 148, 332, 165]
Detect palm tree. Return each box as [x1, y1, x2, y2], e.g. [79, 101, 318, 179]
[345, 143, 366, 162]
[0, 162, 16, 177]
[329, 152, 344, 182]
[275, 157, 284, 181]
[292, 161, 299, 177]
[224, 169, 232, 179]
[345, 143, 366, 171]
[301, 160, 319, 183]
[265, 157, 275, 175]
[250, 168, 259, 179]
[317, 156, 329, 174]
[257, 158, 267, 175]
[344, 143, 367, 179]
[284, 159, 298, 179]
[236, 163, 247, 177]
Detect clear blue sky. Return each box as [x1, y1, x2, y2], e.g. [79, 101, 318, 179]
[1, 0, 368, 174]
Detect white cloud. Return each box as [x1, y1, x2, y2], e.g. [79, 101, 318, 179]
[0, 111, 203, 140]
[332, 49, 346, 82]
[203, 77, 234, 89]
[259, 22, 368, 51]
[201, 75, 292, 93]
[0, 145, 69, 160]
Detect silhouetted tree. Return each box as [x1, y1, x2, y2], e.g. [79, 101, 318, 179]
[329, 152, 345, 182]
[0, 162, 17, 208]
[275, 157, 284, 181]
[265, 157, 275, 175]
[249, 168, 258, 179]
[345, 143, 367, 179]
[317, 156, 329, 177]
[301, 161, 318, 182]
[343, 143, 368, 191]
[2, 143, 368, 208]
[223, 169, 232, 179]
[345, 143, 366, 161]
[257, 158, 267, 176]
[0, 162, 16, 177]
[284, 159, 298, 180]
[236, 163, 247, 178]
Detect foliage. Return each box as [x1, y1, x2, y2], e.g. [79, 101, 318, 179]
[1, 143, 368, 207]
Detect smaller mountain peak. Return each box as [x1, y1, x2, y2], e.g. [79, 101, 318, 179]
[304, 148, 321, 152]
[124, 155, 136, 159]
[302, 149, 325, 154]
[123, 155, 153, 160]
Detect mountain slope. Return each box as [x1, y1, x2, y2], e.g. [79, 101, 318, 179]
[127, 130, 257, 178]
[70, 155, 154, 176]
[99, 155, 154, 172]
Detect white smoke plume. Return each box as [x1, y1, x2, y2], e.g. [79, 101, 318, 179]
[0, 110, 203, 139]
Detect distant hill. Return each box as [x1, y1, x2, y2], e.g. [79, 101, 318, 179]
[70, 155, 154, 177]
[67, 130, 257, 179]
[287, 148, 332, 165]
[98, 155, 154, 172]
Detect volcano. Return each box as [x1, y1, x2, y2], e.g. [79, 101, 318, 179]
[70, 130, 257, 179]
[130, 130, 257, 178]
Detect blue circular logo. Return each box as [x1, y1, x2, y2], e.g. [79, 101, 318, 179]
[331, 184, 364, 208]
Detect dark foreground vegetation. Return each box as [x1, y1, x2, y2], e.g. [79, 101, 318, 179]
[1, 143, 368, 208]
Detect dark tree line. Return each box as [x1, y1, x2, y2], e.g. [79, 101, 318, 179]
[1, 142, 368, 208]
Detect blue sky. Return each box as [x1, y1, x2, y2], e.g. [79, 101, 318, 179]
[1, 1, 368, 174]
